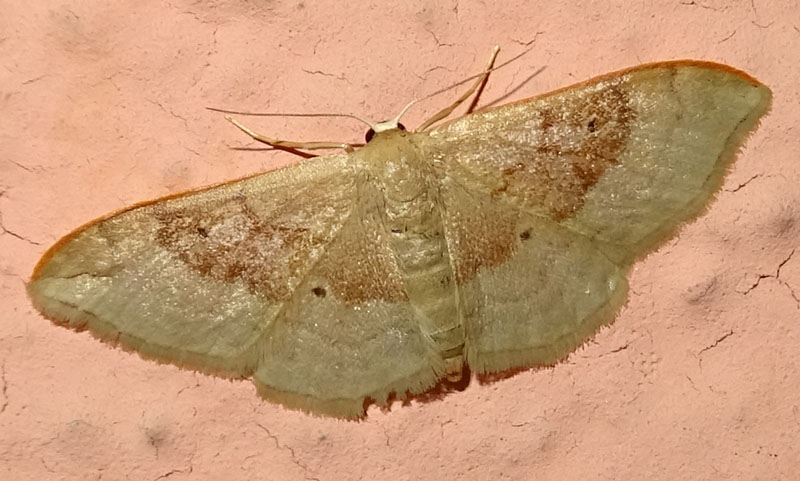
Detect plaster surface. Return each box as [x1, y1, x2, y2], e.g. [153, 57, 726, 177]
[1, 1, 798, 480]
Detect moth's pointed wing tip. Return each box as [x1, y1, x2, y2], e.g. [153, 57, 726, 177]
[663, 60, 774, 121]
[27, 279, 86, 334]
[29, 233, 73, 286]
[26, 228, 105, 329]
[707, 60, 774, 117]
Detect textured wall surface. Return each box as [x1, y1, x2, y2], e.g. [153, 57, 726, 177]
[1, 1, 798, 479]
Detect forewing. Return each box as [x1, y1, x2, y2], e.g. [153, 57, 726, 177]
[28, 154, 358, 377]
[252, 186, 444, 418]
[421, 62, 770, 373]
[427, 61, 771, 265]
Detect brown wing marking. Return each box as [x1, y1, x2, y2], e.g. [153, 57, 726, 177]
[431, 77, 635, 222]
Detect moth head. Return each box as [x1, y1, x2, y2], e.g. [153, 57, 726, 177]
[365, 122, 406, 143]
[362, 98, 417, 143]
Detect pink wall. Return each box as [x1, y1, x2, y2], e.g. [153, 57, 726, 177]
[1, 1, 798, 479]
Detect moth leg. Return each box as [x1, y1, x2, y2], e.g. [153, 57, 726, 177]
[417, 45, 500, 132]
[225, 115, 357, 153]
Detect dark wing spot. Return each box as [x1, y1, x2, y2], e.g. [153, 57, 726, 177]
[539, 108, 556, 129]
[444, 184, 522, 283]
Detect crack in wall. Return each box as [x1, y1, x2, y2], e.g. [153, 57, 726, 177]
[679, 1, 722, 11]
[151, 452, 195, 481]
[511, 31, 545, 47]
[741, 249, 798, 310]
[152, 465, 192, 481]
[423, 25, 454, 47]
[725, 173, 760, 192]
[146, 98, 189, 129]
[0, 362, 8, 415]
[256, 423, 319, 481]
[301, 69, 349, 83]
[698, 329, 735, 368]
[10, 159, 34, 172]
[0, 217, 41, 246]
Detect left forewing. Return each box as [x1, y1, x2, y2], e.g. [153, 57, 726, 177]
[28, 153, 358, 377]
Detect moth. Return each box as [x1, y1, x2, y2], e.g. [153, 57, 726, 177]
[28, 53, 771, 418]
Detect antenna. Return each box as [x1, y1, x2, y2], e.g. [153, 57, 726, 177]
[205, 107, 378, 130]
